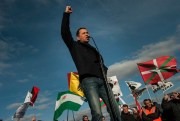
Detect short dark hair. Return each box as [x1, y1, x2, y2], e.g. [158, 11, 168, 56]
[83, 115, 88, 119]
[122, 104, 128, 108]
[143, 99, 151, 104]
[76, 27, 87, 36]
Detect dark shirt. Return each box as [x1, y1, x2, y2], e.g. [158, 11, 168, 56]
[141, 106, 161, 121]
[161, 99, 180, 121]
[121, 112, 136, 121]
[61, 12, 108, 82]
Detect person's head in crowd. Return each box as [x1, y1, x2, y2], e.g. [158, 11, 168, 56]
[143, 99, 153, 108]
[102, 116, 105, 121]
[132, 107, 138, 114]
[122, 104, 129, 113]
[172, 91, 180, 99]
[82, 115, 89, 121]
[32, 116, 36, 121]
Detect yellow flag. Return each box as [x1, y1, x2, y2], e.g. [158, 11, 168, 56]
[68, 72, 84, 97]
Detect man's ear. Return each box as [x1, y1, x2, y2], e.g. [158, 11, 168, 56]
[76, 36, 80, 40]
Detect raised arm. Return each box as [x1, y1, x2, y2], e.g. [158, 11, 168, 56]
[61, 6, 74, 49]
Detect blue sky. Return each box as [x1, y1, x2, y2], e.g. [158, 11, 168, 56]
[0, 0, 180, 121]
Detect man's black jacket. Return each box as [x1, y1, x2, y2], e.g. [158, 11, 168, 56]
[61, 13, 107, 82]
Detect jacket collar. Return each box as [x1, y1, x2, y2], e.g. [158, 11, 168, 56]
[77, 40, 98, 52]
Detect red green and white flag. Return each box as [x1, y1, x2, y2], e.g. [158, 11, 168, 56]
[137, 56, 179, 84]
[53, 91, 84, 121]
[100, 98, 106, 107]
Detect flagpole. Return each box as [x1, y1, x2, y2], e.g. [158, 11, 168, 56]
[72, 110, 75, 121]
[67, 109, 69, 121]
[146, 85, 152, 100]
[152, 91, 159, 102]
[119, 97, 126, 105]
[91, 37, 120, 121]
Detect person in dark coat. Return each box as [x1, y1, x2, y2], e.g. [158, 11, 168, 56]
[121, 104, 137, 121]
[61, 6, 121, 121]
[161, 92, 180, 121]
[132, 107, 142, 121]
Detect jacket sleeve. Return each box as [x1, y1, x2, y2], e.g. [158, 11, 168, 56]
[61, 12, 74, 49]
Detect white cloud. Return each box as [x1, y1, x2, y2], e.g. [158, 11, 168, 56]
[4, 113, 42, 121]
[17, 79, 29, 83]
[34, 103, 51, 110]
[6, 102, 22, 110]
[176, 24, 180, 32]
[137, 37, 180, 58]
[0, 39, 11, 61]
[36, 97, 50, 103]
[36, 90, 52, 103]
[0, 36, 39, 75]
[32, 90, 52, 110]
[108, 37, 180, 80]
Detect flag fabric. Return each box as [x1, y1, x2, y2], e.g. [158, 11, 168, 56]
[161, 81, 174, 92]
[125, 81, 142, 92]
[151, 83, 161, 93]
[107, 76, 123, 97]
[30, 86, 39, 106]
[132, 88, 146, 99]
[24, 91, 32, 103]
[100, 98, 106, 107]
[151, 81, 174, 93]
[100, 97, 121, 107]
[134, 96, 141, 112]
[137, 56, 179, 84]
[13, 102, 30, 119]
[99, 76, 122, 107]
[53, 91, 84, 121]
[67, 72, 84, 97]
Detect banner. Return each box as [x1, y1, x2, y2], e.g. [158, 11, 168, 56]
[151, 81, 174, 93]
[137, 56, 179, 84]
[13, 102, 30, 119]
[53, 91, 84, 121]
[67, 72, 84, 97]
[125, 81, 142, 92]
[107, 76, 123, 97]
[30, 86, 40, 106]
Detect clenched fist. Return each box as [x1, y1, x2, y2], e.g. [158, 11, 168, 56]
[65, 6, 72, 13]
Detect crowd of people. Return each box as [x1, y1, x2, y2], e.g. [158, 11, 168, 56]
[122, 91, 180, 121]
[81, 91, 180, 121]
